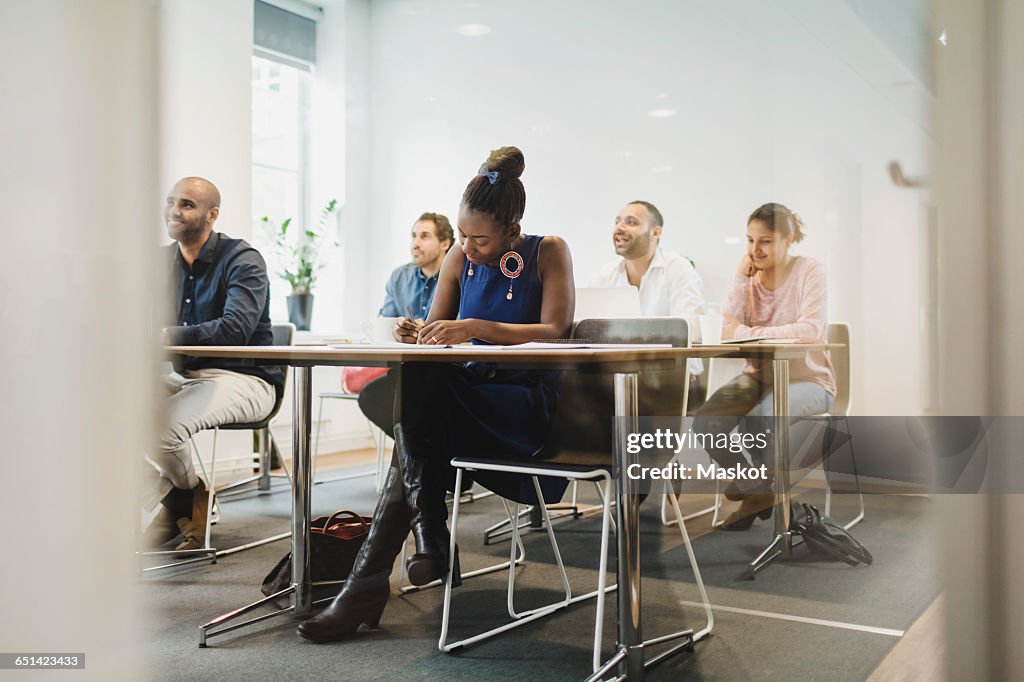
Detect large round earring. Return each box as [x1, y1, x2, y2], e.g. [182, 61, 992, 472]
[500, 250, 524, 300]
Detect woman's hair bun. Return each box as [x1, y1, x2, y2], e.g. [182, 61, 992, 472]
[483, 146, 525, 180]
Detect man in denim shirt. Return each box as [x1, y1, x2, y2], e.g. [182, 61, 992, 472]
[356, 213, 453, 434]
[146, 177, 284, 551]
[379, 212, 453, 320]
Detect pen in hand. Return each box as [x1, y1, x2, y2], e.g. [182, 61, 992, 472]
[403, 305, 421, 343]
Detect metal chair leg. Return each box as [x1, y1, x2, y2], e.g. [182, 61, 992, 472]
[142, 433, 218, 571]
[661, 475, 721, 526]
[439, 469, 616, 658]
[824, 416, 864, 530]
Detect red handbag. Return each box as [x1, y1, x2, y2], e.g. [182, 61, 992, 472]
[341, 366, 389, 394]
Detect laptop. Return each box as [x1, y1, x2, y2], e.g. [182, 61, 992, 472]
[574, 286, 642, 321]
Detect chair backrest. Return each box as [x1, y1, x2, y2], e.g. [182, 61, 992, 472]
[543, 318, 688, 455]
[272, 322, 295, 347]
[264, 323, 295, 420]
[827, 322, 851, 416]
[218, 323, 293, 430]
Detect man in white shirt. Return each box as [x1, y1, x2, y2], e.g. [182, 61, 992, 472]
[590, 200, 706, 377]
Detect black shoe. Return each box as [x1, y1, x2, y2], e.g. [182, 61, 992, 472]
[297, 460, 411, 642]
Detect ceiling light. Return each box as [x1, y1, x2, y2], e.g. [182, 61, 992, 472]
[456, 24, 491, 36]
[648, 108, 677, 118]
[651, 165, 673, 174]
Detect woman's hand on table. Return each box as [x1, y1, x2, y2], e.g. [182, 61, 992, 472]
[394, 317, 424, 344]
[418, 319, 476, 345]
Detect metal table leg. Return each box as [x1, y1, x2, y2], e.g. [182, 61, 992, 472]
[291, 366, 314, 615]
[197, 366, 316, 646]
[615, 372, 643, 680]
[748, 358, 792, 577]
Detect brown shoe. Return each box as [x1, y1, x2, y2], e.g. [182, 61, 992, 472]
[719, 492, 775, 531]
[144, 506, 184, 548]
[174, 485, 210, 551]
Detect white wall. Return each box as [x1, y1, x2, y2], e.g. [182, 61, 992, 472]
[0, 0, 154, 674]
[357, 0, 933, 415]
[157, 0, 376, 463]
[159, 0, 254, 240]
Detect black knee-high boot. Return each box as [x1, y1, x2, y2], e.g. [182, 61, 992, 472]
[297, 456, 411, 642]
[394, 423, 461, 587]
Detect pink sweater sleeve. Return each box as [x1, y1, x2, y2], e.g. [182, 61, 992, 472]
[729, 259, 828, 341]
[724, 272, 751, 327]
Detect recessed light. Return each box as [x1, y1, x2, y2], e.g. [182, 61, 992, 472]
[456, 24, 491, 36]
[651, 165, 673, 174]
[648, 108, 677, 118]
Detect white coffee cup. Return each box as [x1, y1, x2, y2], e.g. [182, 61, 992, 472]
[699, 314, 724, 345]
[360, 317, 401, 344]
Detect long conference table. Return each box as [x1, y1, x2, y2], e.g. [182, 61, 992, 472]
[170, 341, 830, 680]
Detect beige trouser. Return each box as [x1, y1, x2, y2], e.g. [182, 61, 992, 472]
[144, 368, 275, 510]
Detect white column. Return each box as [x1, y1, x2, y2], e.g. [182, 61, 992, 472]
[0, 0, 156, 676]
[935, 0, 1024, 678]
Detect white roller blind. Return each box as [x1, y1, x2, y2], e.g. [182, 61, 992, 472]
[254, 0, 316, 64]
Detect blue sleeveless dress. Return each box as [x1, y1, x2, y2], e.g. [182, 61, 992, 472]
[399, 234, 565, 504]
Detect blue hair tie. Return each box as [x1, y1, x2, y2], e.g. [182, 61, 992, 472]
[478, 164, 500, 185]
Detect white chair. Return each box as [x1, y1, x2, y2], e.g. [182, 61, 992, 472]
[437, 318, 713, 674]
[818, 322, 864, 528]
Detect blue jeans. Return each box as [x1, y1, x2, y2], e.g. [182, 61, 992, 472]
[692, 373, 833, 490]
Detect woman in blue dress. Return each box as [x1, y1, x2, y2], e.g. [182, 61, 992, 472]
[299, 146, 575, 643]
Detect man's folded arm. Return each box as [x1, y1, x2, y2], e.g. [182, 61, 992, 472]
[165, 252, 269, 346]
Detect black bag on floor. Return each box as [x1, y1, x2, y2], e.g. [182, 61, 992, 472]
[789, 501, 873, 567]
[261, 510, 371, 597]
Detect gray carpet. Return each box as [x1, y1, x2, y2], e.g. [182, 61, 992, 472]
[140, 470, 938, 681]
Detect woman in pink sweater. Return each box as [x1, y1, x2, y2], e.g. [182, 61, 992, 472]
[695, 203, 835, 530]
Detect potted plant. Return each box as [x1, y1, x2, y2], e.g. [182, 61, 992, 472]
[260, 198, 339, 331]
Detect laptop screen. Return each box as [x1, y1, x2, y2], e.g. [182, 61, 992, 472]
[573, 287, 642, 321]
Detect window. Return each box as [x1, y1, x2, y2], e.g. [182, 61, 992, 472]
[251, 51, 311, 321]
